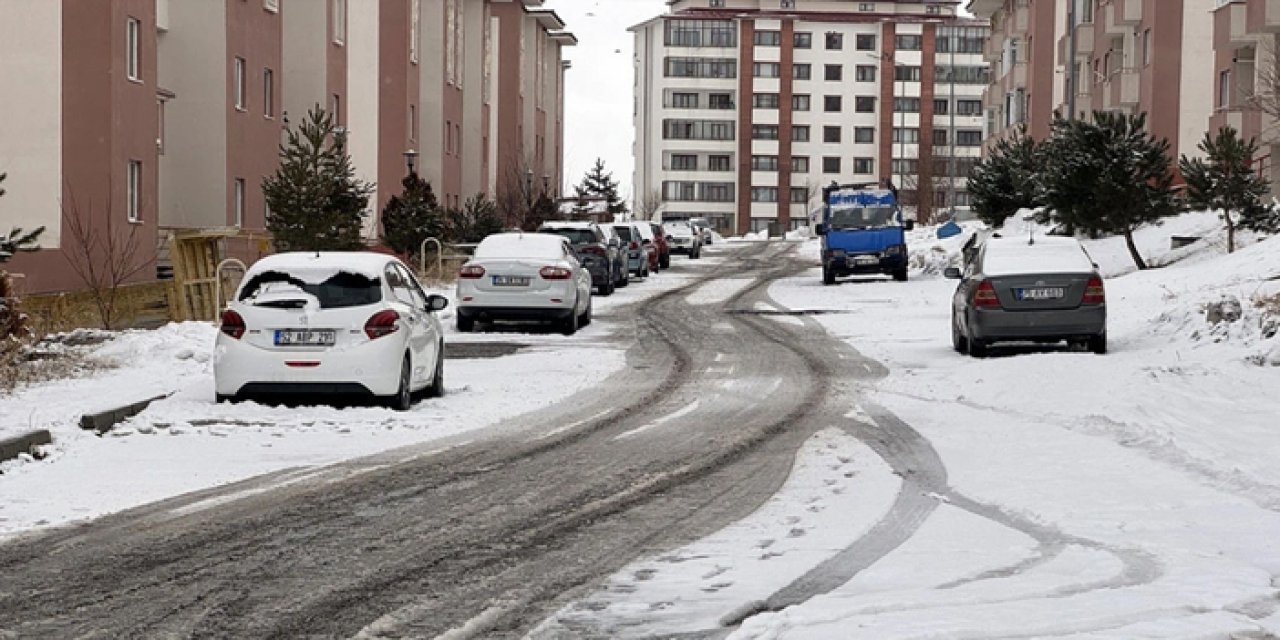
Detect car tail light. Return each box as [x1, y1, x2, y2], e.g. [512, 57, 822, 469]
[1083, 276, 1106, 305]
[459, 264, 486, 279]
[364, 310, 400, 339]
[540, 266, 573, 280]
[973, 281, 1001, 309]
[629, 241, 639, 251]
[219, 309, 246, 339]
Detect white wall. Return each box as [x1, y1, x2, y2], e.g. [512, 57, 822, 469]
[348, 0, 381, 238]
[0, 0, 63, 247]
[1179, 0, 1216, 161]
[461, 0, 487, 198]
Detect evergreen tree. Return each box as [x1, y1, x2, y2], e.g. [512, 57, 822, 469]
[0, 174, 45, 264]
[967, 126, 1042, 228]
[449, 194, 506, 243]
[576, 158, 627, 218]
[380, 173, 445, 260]
[1040, 112, 1179, 270]
[263, 106, 373, 252]
[522, 192, 557, 231]
[1180, 127, 1274, 252]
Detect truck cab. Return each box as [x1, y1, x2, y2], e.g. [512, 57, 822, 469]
[815, 183, 914, 284]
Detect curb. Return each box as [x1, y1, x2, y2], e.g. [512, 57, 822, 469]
[0, 430, 53, 465]
[79, 394, 170, 434]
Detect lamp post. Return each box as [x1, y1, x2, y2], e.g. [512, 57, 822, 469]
[403, 148, 418, 177]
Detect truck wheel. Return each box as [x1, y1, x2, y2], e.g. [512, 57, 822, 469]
[822, 266, 836, 286]
[892, 268, 909, 282]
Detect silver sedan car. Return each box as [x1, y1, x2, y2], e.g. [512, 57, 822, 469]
[945, 236, 1107, 357]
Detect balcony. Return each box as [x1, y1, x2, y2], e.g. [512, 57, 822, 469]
[1103, 0, 1142, 35]
[1057, 21, 1095, 61]
[1112, 68, 1141, 107]
[1013, 1, 1030, 33]
[1223, 1, 1252, 47]
[1247, 0, 1280, 33]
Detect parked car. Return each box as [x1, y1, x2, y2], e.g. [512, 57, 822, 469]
[456, 232, 593, 335]
[662, 221, 703, 258]
[632, 221, 662, 273]
[945, 236, 1107, 357]
[538, 221, 624, 295]
[597, 224, 630, 288]
[610, 223, 651, 278]
[690, 217, 714, 245]
[649, 222, 672, 269]
[214, 252, 447, 411]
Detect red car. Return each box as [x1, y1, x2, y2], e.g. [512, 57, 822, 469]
[633, 221, 662, 273]
[649, 222, 672, 269]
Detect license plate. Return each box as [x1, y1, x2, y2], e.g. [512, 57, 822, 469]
[274, 329, 336, 346]
[1016, 287, 1064, 301]
[492, 275, 530, 287]
[854, 256, 879, 265]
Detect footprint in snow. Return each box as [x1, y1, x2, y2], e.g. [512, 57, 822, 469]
[633, 568, 657, 581]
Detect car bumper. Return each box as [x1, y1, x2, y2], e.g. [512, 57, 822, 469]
[580, 257, 611, 285]
[213, 334, 405, 397]
[827, 253, 907, 275]
[457, 306, 575, 322]
[970, 306, 1107, 342]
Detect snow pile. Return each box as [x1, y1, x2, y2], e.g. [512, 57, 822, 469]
[906, 222, 984, 277]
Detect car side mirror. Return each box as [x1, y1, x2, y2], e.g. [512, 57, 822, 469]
[943, 267, 962, 280]
[904, 220, 916, 231]
[425, 294, 449, 312]
[815, 224, 827, 236]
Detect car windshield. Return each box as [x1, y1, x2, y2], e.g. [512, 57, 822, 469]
[542, 228, 596, 245]
[829, 206, 897, 230]
[237, 270, 382, 309]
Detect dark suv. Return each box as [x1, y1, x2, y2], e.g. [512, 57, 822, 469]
[538, 221, 623, 295]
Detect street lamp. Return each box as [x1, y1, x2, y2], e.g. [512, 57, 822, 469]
[403, 149, 418, 176]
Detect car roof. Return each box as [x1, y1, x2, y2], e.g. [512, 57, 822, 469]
[540, 221, 597, 229]
[475, 232, 569, 259]
[247, 252, 397, 280]
[980, 236, 1095, 276]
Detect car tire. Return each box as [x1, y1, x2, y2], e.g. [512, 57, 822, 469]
[386, 356, 413, 411]
[692, 248, 701, 260]
[560, 300, 580, 336]
[1089, 332, 1108, 355]
[456, 314, 475, 333]
[660, 255, 671, 269]
[579, 298, 592, 327]
[617, 271, 629, 287]
[951, 318, 968, 354]
[822, 266, 836, 286]
[892, 268, 909, 282]
[599, 279, 614, 296]
[968, 335, 989, 358]
[425, 347, 445, 398]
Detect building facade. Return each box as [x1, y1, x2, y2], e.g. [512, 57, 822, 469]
[632, 0, 988, 235]
[968, 0, 1062, 142]
[1209, 0, 1280, 188]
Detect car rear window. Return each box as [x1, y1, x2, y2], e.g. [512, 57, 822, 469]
[612, 226, 633, 241]
[238, 270, 382, 309]
[541, 228, 596, 245]
[982, 241, 1095, 276]
[475, 234, 566, 259]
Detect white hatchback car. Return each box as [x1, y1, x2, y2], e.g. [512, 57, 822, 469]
[456, 232, 593, 335]
[214, 252, 448, 410]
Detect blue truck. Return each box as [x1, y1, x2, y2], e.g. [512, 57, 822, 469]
[814, 182, 915, 285]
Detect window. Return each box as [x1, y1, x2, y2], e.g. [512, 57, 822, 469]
[855, 96, 876, 113]
[701, 182, 734, 201]
[753, 62, 781, 78]
[157, 98, 167, 154]
[709, 93, 735, 109]
[956, 130, 984, 146]
[664, 181, 696, 201]
[892, 159, 919, 175]
[127, 160, 142, 222]
[823, 157, 841, 174]
[853, 157, 874, 174]
[824, 64, 843, 81]
[935, 65, 990, 84]
[671, 92, 699, 108]
[856, 34, 876, 51]
[1143, 29, 1151, 67]
[791, 156, 810, 173]
[754, 30, 781, 46]
[670, 154, 698, 170]
[751, 187, 779, 202]
[825, 32, 843, 50]
[894, 66, 921, 82]
[331, 93, 342, 123]
[753, 93, 780, 109]
[956, 99, 983, 115]
[790, 187, 810, 203]
[854, 127, 875, 143]
[792, 126, 810, 142]
[792, 94, 811, 111]
[858, 2, 875, 10]
[708, 155, 732, 171]
[664, 119, 735, 140]
[926, 4, 941, 13]
[1220, 70, 1231, 108]
[793, 64, 812, 80]
[751, 155, 779, 172]
[933, 129, 948, 146]
[413, 106, 420, 144]
[894, 97, 921, 113]
[824, 95, 842, 112]
[234, 57, 246, 110]
[665, 57, 737, 78]
[234, 178, 245, 227]
[752, 124, 780, 140]
[332, 0, 347, 44]
[410, 0, 420, 63]
[665, 19, 737, 48]
[895, 34, 922, 51]
[892, 127, 920, 144]
[934, 98, 949, 115]
[856, 65, 877, 82]
[710, 0, 725, 6]
[794, 32, 812, 49]
[126, 17, 141, 81]
[823, 126, 841, 143]
[263, 68, 274, 117]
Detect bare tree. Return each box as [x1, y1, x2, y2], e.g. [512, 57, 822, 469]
[635, 189, 663, 221]
[897, 150, 945, 224]
[494, 154, 549, 230]
[61, 188, 154, 329]
[1243, 36, 1280, 148]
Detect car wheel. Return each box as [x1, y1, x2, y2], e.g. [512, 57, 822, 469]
[617, 271, 629, 287]
[661, 255, 671, 269]
[456, 314, 475, 333]
[599, 279, 614, 296]
[386, 356, 413, 411]
[561, 303, 580, 336]
[1089, 332, 1108, 355]
[425, 346, 445, 398]
[968, 334, 989, 358]
[951, 318, 968, 354]
[892, 268, 909, 282]
[579, 298, 592, 327]
[822, 266, 836, 286]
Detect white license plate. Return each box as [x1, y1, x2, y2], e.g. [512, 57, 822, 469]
[492, 275, 531, 287]
[1017, 287, 1064, 301]
[854, 256, 879, 265]
[274, 329, 336, 346]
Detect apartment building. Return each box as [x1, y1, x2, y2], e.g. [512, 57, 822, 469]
[0, 0, 161, 295]
[632, 0, 989, 235]
[1209, 0, 1280, 188]
[967, 0, 1063, 142]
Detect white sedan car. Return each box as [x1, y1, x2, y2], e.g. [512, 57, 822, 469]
[214, 252, 448, 411]
[456, 232, 593, 335]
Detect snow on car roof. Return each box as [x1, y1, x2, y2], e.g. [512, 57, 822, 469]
[540, 221, 596, 229]
[982, 236, 1096, 276]
[246, 252, 395, 283]
[474, 232, 568, 259]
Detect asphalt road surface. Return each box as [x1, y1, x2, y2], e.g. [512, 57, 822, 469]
[0, 243, 1154, 639]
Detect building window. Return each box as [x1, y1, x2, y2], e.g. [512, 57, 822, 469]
[934, 98, 949, 115]
[332, 93, 342, 123]
[790, 187, 810, 203]
[157, 99, 167, 154]
[1220, 70, 1231, 108]
[894, 66, 921, 82]
[824, 64, 843, 81]
[413, 107, 420, 143]
[792, 126, 810, 142]
[752, 125, 780, 140]
[892, 127, 920, 144]
[894, 97, 921, 113]
[856, 65, 877, 82]
[709, 93, 735, 109]
[127, 160, 142, 222]
[933, 129, 948, 146]
[955, 130, 984, 146]
[855, 96, 876, 113]
[791, 156, 810, 173]
[126, 17, 141, 81]
[823, 157, 841, 174]
[823, 126, 841, 143]
[753, 93, 780, 109]
[824, 95, 842, 112]
[926, 4, 941, 13]
[332, 0, 347, 45]
[410, 0, 420, 63]
[234, 57, 246, 110]
[856, 34, 876, 51]
[234, 178, 245, 227]
[853, 157, 874, 174]
[793, 64, 812, 80]
[263, 68, 274, 117]
[858, 2, 875, 10]
[664, 119, 736, 140]
[792, 94, 811, 111]
[751, 155, 779, 172]
[671, 92, 699, 108]
[665, 19, 737, 48]
[708, 155, 732, 171]
[895, 34, 922, 51]
[1143, 29, 1151, 67]
[956, 99, 983, 115]
[794, 32, 812, 49]
[664, 181, 696, 201]
[854, 127, 874, 143]
[701, 182, 734, 201]
[753, 62, 781, 78]
[754, 30, 781, 46]
[670, 154, 698, 170]
[665, 57, 738, 78]
[892, 159, 919, 175]
[751, 187, 778, 202]
[825, 32, 843, 50]
[710, 0, 725, 7]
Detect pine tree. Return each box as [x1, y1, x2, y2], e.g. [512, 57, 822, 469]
[0, 173, 44, 339]
[967, 126, 1042, 228]
[263, 106, 373, 252]
[449, 194, 506, 244]
[576, 158, 627, 218]
[1040, 112, 1179, 270]
[1181, 127, 1275, 252]
[523, 192, 557, 232]
[0, 174, 45, 264]
[380, 173, 445, 260]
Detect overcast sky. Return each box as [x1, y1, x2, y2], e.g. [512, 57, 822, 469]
[554, 1, 975, 202]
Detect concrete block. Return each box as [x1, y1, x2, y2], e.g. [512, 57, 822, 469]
[0, 430, 53, 464]
[79, 394, 169, 434]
